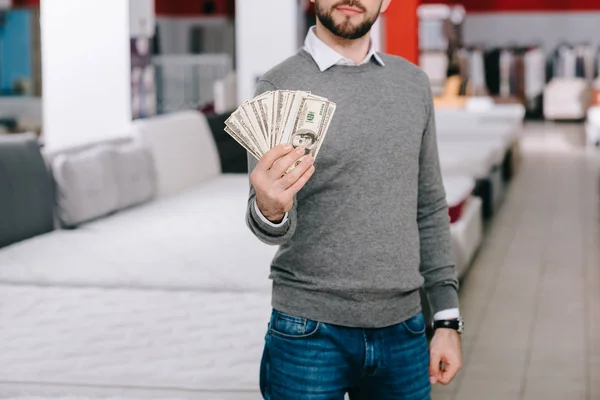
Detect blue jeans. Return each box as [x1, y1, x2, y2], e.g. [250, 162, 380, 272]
[260, 309, 431, 400]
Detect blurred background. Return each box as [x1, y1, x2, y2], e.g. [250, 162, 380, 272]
[0, 0, 598, 399]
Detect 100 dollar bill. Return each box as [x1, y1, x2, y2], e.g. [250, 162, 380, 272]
[280, 96, 336, 173]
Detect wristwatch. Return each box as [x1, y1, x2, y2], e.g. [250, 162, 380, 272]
[432, 316, 465, 334]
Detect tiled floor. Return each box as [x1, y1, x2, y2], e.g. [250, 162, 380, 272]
[432, 122, 600, 400]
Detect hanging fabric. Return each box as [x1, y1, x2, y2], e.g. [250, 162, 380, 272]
[499, 49, 512, 98]
[484, 48, 501, 96]
[467, 47, 488, 96]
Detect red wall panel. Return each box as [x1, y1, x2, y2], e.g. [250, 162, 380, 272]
[155, 0, 234, 16]
[11, 0, 40, 7]
[384, 0, 419, 64]
[420, 0, 600, 12]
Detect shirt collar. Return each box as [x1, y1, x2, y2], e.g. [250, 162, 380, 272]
[303, 26, 385, 72]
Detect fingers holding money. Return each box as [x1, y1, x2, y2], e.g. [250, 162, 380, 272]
[254, 144, 306, 177]
[284, 164, 316, 196]
[249, 143, 315, 222]
[255, 144, 294, 172]
[270, 147, 308, 179]
[278, 154, 315, 190]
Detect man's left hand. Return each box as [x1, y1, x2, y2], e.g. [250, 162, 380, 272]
[429, 328, 462, 385]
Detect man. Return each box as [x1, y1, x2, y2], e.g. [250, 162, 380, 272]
[245, 0, 463, 398]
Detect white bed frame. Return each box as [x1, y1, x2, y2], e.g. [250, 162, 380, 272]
[450, 196, 484, 279]
[438, 140, 506, 218]
[443, 174, 483, 278]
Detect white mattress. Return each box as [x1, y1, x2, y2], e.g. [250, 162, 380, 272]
[443, 175, 475, 208]
[438, 143, 498, 178]
[435, 105, 525, 127]
[0, 175, 277, 292]
[439, 140, 506, 165]
[450, 196, 483, 279]
[436, 125, 519, 151]
[543, 78, 591, 120]
[0, 285, 270, 398]
[465, 99, 525, 120]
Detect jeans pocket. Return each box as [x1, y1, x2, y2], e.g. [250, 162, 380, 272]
[401, 312, 427, 337]
[269, 309, 321, 339]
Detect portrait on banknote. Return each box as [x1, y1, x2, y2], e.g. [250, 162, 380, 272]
[291, 129, 318, 156]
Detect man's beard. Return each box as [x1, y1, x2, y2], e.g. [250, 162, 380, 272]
[315, 0, 381, 40]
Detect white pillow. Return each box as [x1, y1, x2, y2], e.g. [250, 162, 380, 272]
[132, 111, 221, 198]
[52, 145, 119, 227]
[110, 142, 157, 210]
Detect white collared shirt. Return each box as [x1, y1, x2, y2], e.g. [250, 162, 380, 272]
[253, 26, 460, 323]
[303, 25, 385, 71]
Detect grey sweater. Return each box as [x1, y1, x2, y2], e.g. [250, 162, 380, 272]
[246, 49, 459, 328]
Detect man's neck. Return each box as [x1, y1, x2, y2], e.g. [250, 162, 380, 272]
[314, 23, 372, 64]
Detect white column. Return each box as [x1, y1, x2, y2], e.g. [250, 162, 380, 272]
[235, 0, 300, 105]
[41, 0, 133, 151]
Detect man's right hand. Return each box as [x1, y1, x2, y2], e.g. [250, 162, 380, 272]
[250, 144, 316, 223]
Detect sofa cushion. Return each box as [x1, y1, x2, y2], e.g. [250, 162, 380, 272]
[52, 145, 120, 227]
[206, 110, 249, 173]
[132, 110, 221, 198]
[0, 133, 55, 248]
[111, 142, 156, 210]
[43, 137, 133, 165]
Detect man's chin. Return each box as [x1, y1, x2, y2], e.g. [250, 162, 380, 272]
[334, 29, 369, 40]
[317, 10, 375, 40]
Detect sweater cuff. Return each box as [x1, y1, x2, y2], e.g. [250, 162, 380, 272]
[249, 199, 291, 237]
[426, 283, 460, 316]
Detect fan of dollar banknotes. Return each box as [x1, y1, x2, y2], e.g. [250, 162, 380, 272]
[224, 90, 337, 171]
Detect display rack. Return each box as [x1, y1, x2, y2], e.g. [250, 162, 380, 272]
[418, 4, 466, 96]
[153, 53, 233, 114]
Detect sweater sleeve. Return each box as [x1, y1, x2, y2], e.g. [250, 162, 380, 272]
[245, 79, 298, 246]
[417, 74, 460, 315]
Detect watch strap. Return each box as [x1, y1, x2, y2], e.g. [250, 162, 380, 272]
[432, 318, 464, 333]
